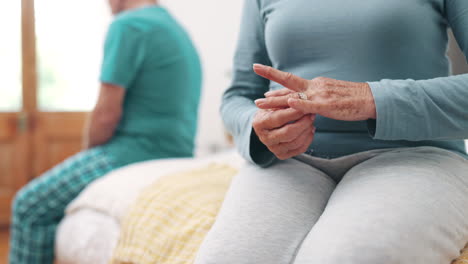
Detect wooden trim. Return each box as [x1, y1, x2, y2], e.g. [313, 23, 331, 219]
[0, 113, 18, 140]
[0, 113, 29, 225]
[33, 112, 88, 176]
[21, 0, 37, 181]
[36, 112, 88, 138]
[21, 0, 37, 112]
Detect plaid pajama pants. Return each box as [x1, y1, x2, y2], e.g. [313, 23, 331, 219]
[9, 146, 118, 264]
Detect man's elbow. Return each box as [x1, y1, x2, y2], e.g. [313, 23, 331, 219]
[93, 107, 122, 129]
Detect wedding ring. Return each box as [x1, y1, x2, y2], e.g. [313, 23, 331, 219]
[298, 92, 308, 100]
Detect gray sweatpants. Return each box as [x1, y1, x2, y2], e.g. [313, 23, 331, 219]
[194, 147, 468, 264]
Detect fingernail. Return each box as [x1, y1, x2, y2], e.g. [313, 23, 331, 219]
[253, 63, 264, 70]
[255, 99, 265, 105]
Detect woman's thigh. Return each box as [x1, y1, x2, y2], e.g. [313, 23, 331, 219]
[194, 158, 336, 264]
[293, 147, 468, 264]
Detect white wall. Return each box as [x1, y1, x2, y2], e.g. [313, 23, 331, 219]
[160, 0, 244, 156]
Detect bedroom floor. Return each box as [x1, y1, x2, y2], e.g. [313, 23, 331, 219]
[0, 227, 8, 263]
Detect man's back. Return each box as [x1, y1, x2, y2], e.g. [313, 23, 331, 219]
[100, 6, 202, 166]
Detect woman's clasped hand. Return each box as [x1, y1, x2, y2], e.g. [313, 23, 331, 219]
[252, 63, 377, 160]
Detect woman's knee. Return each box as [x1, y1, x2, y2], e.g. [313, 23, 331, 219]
[194, 238, 237, 264]
[294, 234, 413, 264]
[194, 160, 336, 264]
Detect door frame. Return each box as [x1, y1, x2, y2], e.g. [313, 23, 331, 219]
[0, 0, 88, 225]
[0, 0, 37, 225]
[21, 0, 89, 177]
[21, 0, 37, 181]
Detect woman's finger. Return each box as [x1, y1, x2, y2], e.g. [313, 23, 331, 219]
[279, 126, 314, 151]
[288, 98, 324, 114]
[270, 127, 311, 157]
[258, 108, 305, 130]
[276, 128, 315, 160]
[253, 64, 308, 92]
[255, 93, 298, 109]
[266, 114, 314, 144]
[264, 88, 292, 97]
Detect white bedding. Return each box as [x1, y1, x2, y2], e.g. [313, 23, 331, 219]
[55, 209, 120, 264]
[55, 150, 243, 264]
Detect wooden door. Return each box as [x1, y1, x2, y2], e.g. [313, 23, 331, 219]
[31, 0, 110, 175]
[0, 0, 32, 226]
[0, 114, 29, 225]
[33, 112, 87, 176]
[0, 0, 108, 225]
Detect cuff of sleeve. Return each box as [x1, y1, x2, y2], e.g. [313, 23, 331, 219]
[249, 127, 277, 167]
[100, 74, 129, 90]
[223, 100, 277, 167]
[366, 119, 376, 137]
[367, 81, 393, 140]
[239, 107, 277, 167]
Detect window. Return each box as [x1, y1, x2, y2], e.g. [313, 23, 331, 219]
[0, 1, 22, 111]
[35, 0, 111, 111]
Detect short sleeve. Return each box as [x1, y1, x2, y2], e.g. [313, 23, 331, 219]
[100, 20, 147, 89]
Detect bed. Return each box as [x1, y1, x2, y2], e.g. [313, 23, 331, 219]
[54, 149, 468, 264]
[55, 150, 244, 264]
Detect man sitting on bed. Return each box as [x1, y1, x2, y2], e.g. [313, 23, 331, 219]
[9, 0, 201, 263]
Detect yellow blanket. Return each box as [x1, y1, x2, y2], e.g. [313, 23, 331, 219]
[110, 162, 468, 264]
[110, 163, 237, 264]
[457, 245, 468, 264]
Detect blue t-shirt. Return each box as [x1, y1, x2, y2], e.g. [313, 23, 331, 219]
[100, 6, 202, 167]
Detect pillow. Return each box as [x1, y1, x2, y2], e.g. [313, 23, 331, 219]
[55, 209, 120, 264]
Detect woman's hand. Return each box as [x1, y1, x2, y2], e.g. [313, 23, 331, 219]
[253, 64, 377, 121]
[252, 108, 316, 160]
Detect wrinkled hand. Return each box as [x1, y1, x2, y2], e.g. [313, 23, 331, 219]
[252, 108, 316, 160]
[253, 64, 377, 121]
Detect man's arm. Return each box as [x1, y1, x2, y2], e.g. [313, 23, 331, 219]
[83, 83, 125, 149]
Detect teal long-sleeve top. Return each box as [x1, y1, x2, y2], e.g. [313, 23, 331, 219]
[222, 0, 468, 167]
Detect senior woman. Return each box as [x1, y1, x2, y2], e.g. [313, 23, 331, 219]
[194, 0, 468, 264]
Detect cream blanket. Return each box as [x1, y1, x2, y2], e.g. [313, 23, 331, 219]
[109, 163, 238, 264]
[65, 150, 244, 222]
